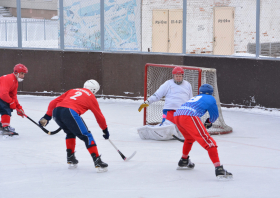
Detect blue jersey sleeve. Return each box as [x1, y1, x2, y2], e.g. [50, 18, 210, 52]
[174, 94, 220, 121]
[207, 96, 219, 123]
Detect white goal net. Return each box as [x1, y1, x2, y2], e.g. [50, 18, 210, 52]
[144, 63, 232, 135]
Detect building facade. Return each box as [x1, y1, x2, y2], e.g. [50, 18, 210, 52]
[0, 0, 57, 19]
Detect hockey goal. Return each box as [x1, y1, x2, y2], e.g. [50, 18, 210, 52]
[143, 63, 232, 135]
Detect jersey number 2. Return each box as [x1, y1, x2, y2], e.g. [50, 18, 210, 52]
[70, 91, 82, 100]
[188, 95, 202, 102]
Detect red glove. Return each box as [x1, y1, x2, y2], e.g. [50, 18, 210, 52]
[9, 101, 16, 109]
[17, 108, 25, 118]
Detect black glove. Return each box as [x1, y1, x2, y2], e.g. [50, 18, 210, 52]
[39, 114, 52, 127]
[204, 118, 212, 129]
[102, 128, 110, 139]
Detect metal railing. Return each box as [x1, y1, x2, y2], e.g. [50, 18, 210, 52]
[0, 0, 279, 59]
[0, 19, 58, 48]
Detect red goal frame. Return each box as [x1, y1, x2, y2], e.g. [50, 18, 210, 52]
[143, 63, 203, 126]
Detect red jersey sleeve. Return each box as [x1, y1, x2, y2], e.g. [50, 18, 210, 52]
[0, 74, 16, 104]
[88, 95, 107, 130]
[46, 90, 71, 116]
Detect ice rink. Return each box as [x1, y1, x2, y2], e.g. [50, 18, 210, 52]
[1, 95, 280, 198]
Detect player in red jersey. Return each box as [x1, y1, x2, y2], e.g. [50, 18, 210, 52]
[174, 84, 232, 179]
[39, 80, 109, 172]
[0, 64, 28, 137]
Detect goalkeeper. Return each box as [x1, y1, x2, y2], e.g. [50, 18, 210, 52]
[137, 66, 193, 141]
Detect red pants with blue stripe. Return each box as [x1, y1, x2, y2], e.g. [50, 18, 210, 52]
[174, 115, 220, 166]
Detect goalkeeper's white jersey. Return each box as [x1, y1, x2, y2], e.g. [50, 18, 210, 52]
[147, 79, 193, 110]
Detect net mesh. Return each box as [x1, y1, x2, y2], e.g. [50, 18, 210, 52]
[145, 64, 232, 135]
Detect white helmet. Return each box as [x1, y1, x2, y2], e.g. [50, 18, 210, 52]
[83, 79, 100, 94]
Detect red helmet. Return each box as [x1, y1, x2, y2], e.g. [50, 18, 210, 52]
[172, 66, 184, 75]
[14, 64, 28, 74]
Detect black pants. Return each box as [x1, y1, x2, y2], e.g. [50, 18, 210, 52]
[53, 107, 96, 148]
[0, 98, 13, 116]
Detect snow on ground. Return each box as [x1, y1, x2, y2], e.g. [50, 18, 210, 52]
[1, 95, 280, 198]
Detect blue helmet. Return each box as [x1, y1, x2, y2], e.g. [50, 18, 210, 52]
[199, 84, 213, 95]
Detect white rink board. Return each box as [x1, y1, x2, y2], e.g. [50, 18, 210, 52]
[0, 95, 280, 198]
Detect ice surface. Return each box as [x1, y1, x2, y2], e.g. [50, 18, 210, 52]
[1, 95, 280, 198]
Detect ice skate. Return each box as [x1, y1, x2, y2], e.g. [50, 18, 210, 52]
[215, 165, 233, 180]
[0, 123, 16, 132]
[2, 126, 19, 140]
[91, 153, 108, 173]
[0, 123, 16, 134]
[67, 149, 78, 169]
[177, 156, 195, 170]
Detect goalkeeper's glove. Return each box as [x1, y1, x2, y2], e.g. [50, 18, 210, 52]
[204, 118, 212, 129]
[138, 100, 149, 112]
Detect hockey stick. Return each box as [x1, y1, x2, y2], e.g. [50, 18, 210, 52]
[108, 139, 136, 162]
[23, 114, 61, 135]
[172, 135, 185, 143]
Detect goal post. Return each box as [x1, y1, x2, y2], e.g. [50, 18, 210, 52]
[143, 63, 232, 135]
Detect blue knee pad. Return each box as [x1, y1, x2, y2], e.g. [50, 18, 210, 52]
[69, 109, 96, 146]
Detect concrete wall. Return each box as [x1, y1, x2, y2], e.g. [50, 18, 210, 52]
[1, 48, 280, 108]
[0, 49, 102, 93]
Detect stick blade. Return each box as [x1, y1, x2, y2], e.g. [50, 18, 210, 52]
[172, 135, 184, 143]
[124, 151, 137, 162]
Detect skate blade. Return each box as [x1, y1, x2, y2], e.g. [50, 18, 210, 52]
[68, 164, 78, 169]
[96, 167, 108, 173]
[177, 166, 194, 170]
[2, 135, 19, 140]
[217, 175, 233, 180]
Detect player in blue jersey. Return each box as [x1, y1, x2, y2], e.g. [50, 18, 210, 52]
[174, 84, 233, 179]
